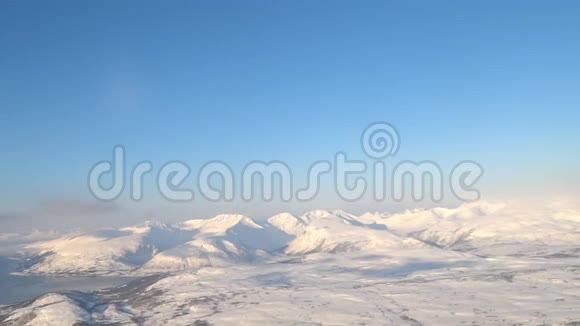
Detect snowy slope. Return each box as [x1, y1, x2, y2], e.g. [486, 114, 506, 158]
[140, 214, 291, 272]
[1, 202, 579, 325]
[20, 210, 425, 275]
[0, 293, 92, 325]
[284, 210, 424, 255]
[22, 214, 289, 275]
[266, 212, 307, 236]
[415, 210, 580, 247]
[24, 221, 189, 275]
[2, 248, 578, 325]
[365, 201, 580, 256]
[368, 201, 506, 235]
[15, 202, 580, 276]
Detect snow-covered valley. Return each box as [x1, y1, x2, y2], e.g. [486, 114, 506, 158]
[0, 202, 579, 325]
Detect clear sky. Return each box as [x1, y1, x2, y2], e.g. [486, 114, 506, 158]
[1, 1, 579, 231]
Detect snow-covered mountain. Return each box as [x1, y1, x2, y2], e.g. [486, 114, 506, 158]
[267, 212, 307, 236]
[23, 221, 189, 275]
[370, 202, 580, 255]
[1, 201, 579, 325]
[14, 201, 580, 276]
[2, 293, 92, 325]
[2, 246, 579, 325]
[283, 210, 423, 255]
[139, 214, 291, 272]
[361, 201, 506, 235]
[19, 210, 428, 275]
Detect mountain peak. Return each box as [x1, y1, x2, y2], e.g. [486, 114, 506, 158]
[267, 213, 305, 235]
[302, 209, 334, 219]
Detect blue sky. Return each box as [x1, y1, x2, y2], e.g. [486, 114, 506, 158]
[1, 1, 579, 230]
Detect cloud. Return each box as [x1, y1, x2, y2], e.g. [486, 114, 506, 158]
[0, 198, 127, 233]
[36, 199, 124, 217]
